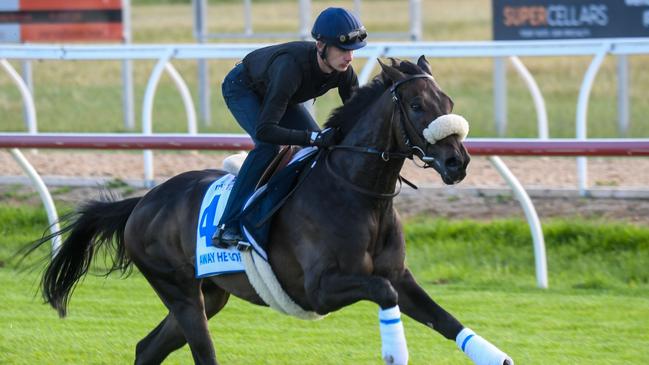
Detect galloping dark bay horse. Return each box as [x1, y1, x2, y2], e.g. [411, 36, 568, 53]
[27, 56, 513, 365]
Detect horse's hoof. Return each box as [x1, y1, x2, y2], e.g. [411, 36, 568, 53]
[383, 355, 394, 364]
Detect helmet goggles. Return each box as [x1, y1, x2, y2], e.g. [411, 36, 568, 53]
[338, 27, 367, 45]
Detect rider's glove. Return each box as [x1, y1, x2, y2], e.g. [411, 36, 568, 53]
[308, 128, 340, 148]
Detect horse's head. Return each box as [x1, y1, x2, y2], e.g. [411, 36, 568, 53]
[378, 56, 470, 185]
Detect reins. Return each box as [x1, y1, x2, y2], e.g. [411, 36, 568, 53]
[327, 145, 411, 161]
[324, 149, 404, 199]
[324, 73, 438, 198]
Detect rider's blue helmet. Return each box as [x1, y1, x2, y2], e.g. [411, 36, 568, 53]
[311, 7, 367, 51]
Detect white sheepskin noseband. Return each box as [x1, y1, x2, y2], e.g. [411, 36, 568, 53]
[422, 114, 469, 144]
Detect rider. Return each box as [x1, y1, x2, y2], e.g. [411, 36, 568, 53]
[212, 8, 367, 247]
[213, 7, 368, 248]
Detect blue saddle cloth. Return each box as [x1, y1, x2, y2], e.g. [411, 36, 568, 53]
[240, 148, 318, 261]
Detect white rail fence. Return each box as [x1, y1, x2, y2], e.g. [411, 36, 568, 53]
[2, 133, 649, 289]
[2, 39, 649, 287]
[2, 39, 649, 190]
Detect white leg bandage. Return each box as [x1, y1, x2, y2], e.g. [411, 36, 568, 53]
[456, 328, 514, 365]
[378, 305, 409, 365]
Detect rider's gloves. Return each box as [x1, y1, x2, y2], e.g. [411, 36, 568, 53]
[308, 128, 340, 147]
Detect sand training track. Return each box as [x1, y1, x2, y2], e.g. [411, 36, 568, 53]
[1, 150, 648, 224]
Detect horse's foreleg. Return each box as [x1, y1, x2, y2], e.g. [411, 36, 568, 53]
[305, 270, 398, 314]
[394, 269, 462, 339]
[305, 271, 408, 364]
[394, 269, 514, 365]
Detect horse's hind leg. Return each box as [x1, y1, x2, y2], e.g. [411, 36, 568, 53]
[134, 312, 184, 365]
[134, 279, 229, 365]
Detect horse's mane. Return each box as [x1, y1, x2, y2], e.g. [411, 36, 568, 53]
[324, 60, 427, 134]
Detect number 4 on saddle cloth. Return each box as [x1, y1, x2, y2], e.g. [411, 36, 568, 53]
[195, 147, 318, 278]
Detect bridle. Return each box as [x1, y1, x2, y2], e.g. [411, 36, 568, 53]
[325, 73, 443, 198]
[389, 74, 440, 168]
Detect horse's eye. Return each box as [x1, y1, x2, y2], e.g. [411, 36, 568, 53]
[410, 103, 422, 112]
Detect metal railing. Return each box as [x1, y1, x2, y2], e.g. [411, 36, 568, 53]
[3, 133, 649, 288]
[3, 39, 649, 287]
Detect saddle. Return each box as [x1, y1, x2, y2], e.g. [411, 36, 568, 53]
[256, 145, 300, 189]
[240, 146, 318, 259]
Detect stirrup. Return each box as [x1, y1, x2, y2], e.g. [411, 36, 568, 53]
[211, 224, 231, 249]
[235, 240, 251, 252]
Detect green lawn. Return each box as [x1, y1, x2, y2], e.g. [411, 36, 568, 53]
[2, 271, 648, 364]
[1, 205, 648, 364]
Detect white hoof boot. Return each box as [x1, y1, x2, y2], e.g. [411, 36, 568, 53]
[379, 306, 409, 365]
[456, 328, 514, 365]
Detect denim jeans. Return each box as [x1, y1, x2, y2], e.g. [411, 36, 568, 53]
[219, 63, 319, 229]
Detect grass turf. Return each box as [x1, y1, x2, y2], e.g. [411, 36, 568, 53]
[1, 205, 648, 364]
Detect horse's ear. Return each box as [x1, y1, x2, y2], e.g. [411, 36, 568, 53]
[378, 58, 406, 83]
[417, 55, 433, 76]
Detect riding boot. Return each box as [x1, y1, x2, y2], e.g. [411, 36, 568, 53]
[212, 224, 245, 249]
[212, 143, 278, 248]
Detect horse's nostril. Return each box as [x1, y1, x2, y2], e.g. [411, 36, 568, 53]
[445, 157, 461, 171]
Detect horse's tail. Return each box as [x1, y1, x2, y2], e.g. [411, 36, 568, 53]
[29, 197, 141, 318]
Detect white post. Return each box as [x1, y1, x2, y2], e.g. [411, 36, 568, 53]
[10, 149, 62, 255]
[576, 44, 610, 196]
[164, 63, 198, 135]
[193, 0, 211, 126]
[298, 0, 313, 117]
[243, 0, 253, 36]
[409, 0, 422, 41]
[493, 57, 507, 137]
[353, 0, 362, 16]
[121, 0, 135, 130]
[142, 50, 176, 188]
[617, 54, 629, 137]
[358, 45, 387, 85]
[509, 56, 548, 139]
[489, 156, 548, 289]
[20, 60, 33, 131]
[298, 0, 311, 40]
[2, 59, 37, 134]
[1, 59, 61, 254]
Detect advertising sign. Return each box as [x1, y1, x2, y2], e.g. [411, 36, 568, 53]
[0, 0, 123, 43]
[493, 0, 649, 40]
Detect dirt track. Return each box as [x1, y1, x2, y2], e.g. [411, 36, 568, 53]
[1, 150, 648, 224]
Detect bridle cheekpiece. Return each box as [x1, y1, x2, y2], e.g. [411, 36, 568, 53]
[390, 74, 469, 168]
[324, 72, 469, 198]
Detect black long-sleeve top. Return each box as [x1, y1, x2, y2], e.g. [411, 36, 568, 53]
[241, 41, 358, 146]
